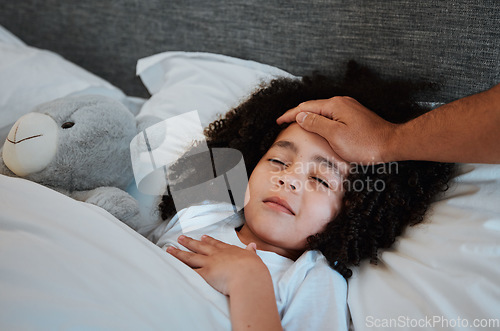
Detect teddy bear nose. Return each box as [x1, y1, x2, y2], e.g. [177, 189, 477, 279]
[3, 112, 58, 177]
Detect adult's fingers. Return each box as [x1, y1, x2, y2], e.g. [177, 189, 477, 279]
[276, 105, 302, 124]
[276, 99, 332, 124]
[296, 112, 344, 141]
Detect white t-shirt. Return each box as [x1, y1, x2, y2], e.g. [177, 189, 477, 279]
[149, 203, 349, 331]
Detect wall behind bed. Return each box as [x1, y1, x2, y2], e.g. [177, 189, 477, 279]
[1, 0, 498, 101]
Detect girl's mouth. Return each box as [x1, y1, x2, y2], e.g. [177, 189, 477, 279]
[263, 197, 295, 215]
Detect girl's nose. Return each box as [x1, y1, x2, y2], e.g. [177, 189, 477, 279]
[278, 178, 297, 191]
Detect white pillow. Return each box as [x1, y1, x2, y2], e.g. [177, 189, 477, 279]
[0, 25, 26, 46]
[131, 52, 296, 223]
[0, 25, 126, 142]
[136, 51, 296, 127]
[348, 163, 500, 330]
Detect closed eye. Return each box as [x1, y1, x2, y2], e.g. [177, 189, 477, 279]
[268, 158, 287, 167]
[311, 176, 330, 188]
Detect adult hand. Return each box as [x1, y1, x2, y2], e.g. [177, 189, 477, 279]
[277, 96, 398, 164]
[167, 235, 266, 296]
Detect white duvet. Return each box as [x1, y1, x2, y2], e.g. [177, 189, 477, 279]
[0, 174, 231, 330]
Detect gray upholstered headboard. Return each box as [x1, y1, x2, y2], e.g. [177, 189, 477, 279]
[1, 0, 498, 102]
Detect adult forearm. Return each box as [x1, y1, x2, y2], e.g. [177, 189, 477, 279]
[389, 83, 500, 163]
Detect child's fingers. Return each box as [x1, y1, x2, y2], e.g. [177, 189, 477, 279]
[200, 235, 227, 248]
[166, 246, 205, 268]
[177, 235, 215, 254]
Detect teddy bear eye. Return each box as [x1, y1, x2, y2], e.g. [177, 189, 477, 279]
[61, 122, 75, 129]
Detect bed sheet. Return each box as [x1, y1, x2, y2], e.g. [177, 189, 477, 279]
[348, 163, 500, 331]
[0, 174, 231, 330]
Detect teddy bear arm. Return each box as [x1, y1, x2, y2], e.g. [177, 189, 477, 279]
[70, 187, 141, 230]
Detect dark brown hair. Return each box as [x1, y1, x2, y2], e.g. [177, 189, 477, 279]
[159, 61, 455, 278]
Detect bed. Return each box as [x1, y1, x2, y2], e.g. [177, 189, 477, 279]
[1, 1, 499, 330]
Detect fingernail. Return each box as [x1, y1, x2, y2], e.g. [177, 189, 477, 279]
[296, 112, 309, 124]
[178, 235, 186, 241]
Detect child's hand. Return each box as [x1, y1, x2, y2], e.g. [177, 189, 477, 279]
[166, 235, 268, 296]
[168, 235, 282, 330]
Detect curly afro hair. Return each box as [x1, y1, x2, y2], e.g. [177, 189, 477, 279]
[159, 61, 456, 279]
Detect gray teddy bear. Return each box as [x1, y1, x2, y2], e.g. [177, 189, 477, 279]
[0, 95, 156, 230]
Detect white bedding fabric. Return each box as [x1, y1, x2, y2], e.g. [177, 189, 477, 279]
[2, 24, 499, 328]
[136, 51, 296, 128]
[348, 163, 500, 331]
[2, 163, 499, 330]
[0, 25, 127, 143]
[0, 174, 231, 330]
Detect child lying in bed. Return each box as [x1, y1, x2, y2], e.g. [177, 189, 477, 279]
[150, 62, 455, 330]
[151, 122, 350, 330]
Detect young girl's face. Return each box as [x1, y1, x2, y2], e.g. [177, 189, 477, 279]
[239, 123, 350, 260]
